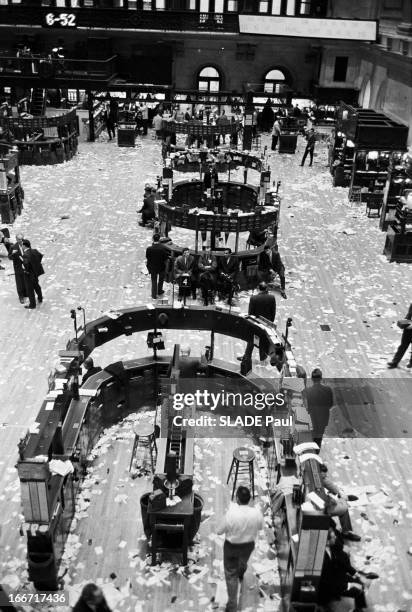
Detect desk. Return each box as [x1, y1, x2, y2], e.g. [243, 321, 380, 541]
[148, 491, 194, 565]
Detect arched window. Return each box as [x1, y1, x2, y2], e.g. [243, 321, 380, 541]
[198, 66, 221, 93]
[263, 68, 287, 94]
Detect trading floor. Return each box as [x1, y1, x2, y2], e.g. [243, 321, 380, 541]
[1, 132, 412, 612]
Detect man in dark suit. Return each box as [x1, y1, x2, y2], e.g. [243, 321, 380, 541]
[8, 232, 27, 303]
[174, 247, 196, 300]
[218, 248, 238, 280]
[82, 357, 102, 385]
[317, 529, 367, 610]
[302, 368, 334, 448]
[145, 234, 170, 299]
[22, 239, 43, 309]
[218, 248, 239, 304]
[198, 251, 217, 306]
[237, 282, 276, 368]
[388, 303, 412, 368]
[139, 186, 156, 227]
[258, 244, 287, 298]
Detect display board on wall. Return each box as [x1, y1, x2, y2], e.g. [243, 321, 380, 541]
[239, 15, 377, 41]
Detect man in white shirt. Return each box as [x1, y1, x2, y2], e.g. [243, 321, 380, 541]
[217, 486, 264, 612]
[271, 117, 281, 151]
[153, 112, 163, 139]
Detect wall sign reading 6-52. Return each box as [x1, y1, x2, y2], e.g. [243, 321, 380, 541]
[45, 13, 77, 27]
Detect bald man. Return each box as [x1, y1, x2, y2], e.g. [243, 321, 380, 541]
[82, 357, 102, 385]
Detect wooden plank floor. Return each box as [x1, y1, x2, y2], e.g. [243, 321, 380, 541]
[0, 131, 412, 611]
[58, 411, 277, 612]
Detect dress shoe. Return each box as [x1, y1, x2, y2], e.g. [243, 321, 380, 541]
[25, 305, 36, 309]
[236, 356, 243, 362]
[157, 291, 165, 296]
[387, 362, 398, 369]
[19, 297, 25, 304]
[359, 571, 379, 580]
[280, 291, 287, 299]
[342, 530, 361, 542]
[38, 298, 43, 303]
[407, 361, 412, 368]
[347, 494, 359, 502]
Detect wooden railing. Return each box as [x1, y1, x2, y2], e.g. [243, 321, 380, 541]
[0, 54, 118, 83]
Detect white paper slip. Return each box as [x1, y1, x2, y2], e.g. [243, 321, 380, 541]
[299, 453, 323, 464]
[46, 389, 63, 399]
[308, 491, 325, 510]
[54, 379, 67, 390]
[79, 388, 98, 397]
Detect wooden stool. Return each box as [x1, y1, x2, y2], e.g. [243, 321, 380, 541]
[365, 193, 383, 217]
[129, 421, 157, 473]
[349, 186, 362, 206]
[227, 446, 256, 500]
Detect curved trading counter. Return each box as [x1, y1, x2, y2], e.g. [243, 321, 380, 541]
[15, 305, 296, 589]
[167, 148, 265, 174]
[162, 118, 240, 138]
[159, 201, 278, 235]
[171, 179, 258, 210]
[0, 109, 78, 165]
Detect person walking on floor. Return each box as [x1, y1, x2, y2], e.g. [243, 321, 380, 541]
[8, 232, 27, 302]
[103, 104, 116, 141]
[302, 368, 334, 448]
[217, 486, 264, 612]
[21, 239, 44, 309]
[300, 127, 316, 167]
[271, 116, 281, 151]
[145, 233, 170, 300]
[237, 281, 276, 370]
[258, 243, 287, 299]
[387, 303, 412, 368]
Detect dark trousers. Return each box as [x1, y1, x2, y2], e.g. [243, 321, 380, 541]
[271, 134, 278, 150]
[339, 510, 352, 533]
[106, 124, 115, 139]
[150, 271, 164, 299]
[301, 146, 314, 166]
[392, 329, 412, 364]
[15, 271, 27, 299]
[142, 119, 148, 135]
[343, 585, 367, 609]
[25, 273, 42, 307]
[223, 540, 254, 612]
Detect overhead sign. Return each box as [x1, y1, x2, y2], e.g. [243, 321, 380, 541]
[44, 12, 77, 27]
[239, 15, 377, 41]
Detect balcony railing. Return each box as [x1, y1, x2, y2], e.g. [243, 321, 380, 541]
[0, 54, 118, 83]
[0, 6, 239, 32]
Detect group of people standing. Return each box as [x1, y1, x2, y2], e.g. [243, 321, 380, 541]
[1, 232, 44, 309]
[145, 234, 287, 307]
